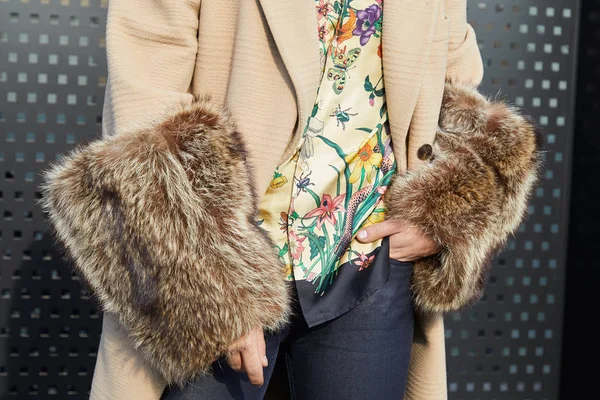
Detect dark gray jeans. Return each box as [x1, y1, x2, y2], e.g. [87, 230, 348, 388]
[161, 237, 414, 400]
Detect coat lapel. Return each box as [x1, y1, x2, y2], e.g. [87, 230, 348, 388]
[258, 0, 439, 171]
[257, 0, 322, 135]
[381, 0, 438, 170]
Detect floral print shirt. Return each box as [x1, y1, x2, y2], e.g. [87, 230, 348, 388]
[257, 0, 395, 326]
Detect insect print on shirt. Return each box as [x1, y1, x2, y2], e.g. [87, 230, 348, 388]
[330, 104, 358, 130]
[327, 45, 361, 95]
[294, 171, 315, 198]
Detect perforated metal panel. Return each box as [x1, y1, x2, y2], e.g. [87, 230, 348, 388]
[444, 2, 579, 399]
[0, 0, 579, 399]
[0, 1, 108, 398]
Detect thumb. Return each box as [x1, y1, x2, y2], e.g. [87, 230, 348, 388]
[356, 220, 397, 243]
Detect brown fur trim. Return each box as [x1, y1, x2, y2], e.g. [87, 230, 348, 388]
[384, 81, 543, 314]
[40, 96, 290, 386]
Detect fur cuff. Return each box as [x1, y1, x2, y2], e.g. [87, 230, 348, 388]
[40, 97, 290, 385]
[384, 82, 543, 314]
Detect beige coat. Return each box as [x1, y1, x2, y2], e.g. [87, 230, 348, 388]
[92, 0, 484, 398]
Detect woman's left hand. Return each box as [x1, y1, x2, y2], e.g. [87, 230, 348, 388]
[356, 220, 441, 262]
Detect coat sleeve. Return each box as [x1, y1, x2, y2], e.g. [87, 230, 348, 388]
[384, 81, 544, 314]
[444, 0, 484, 86]
[40, 0, 290, 396]
[101, 0, 200, 139]
[93, 1, 200, 397]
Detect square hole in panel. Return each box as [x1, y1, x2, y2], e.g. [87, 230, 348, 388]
[559, 80, 568, 90]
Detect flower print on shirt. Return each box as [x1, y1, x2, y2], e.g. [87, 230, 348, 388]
[352, 251, 376, 271]
[345, 134, 383, 184]
[353, 4, 382, 45]
[289, 231, 307, 261]
[256, 0, 394, 294]
[305, 193, 346, 231]
[316, 0, 332, 21]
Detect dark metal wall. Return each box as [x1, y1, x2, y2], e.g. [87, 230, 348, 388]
[0, 1, 108, 398]
[561, 0, 600, 398]
[445, 1, 579, 399]
[0, 0, 579, 399]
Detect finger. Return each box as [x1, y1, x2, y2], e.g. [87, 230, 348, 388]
[256, 330, 268, 367]
[389, 229, 417, 249]
[357, 220, 404, 243]
[227, 351, 243, 372]
[241, 345, 264, 387]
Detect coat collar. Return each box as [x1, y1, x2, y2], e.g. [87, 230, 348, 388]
[258, 0, 438, 146]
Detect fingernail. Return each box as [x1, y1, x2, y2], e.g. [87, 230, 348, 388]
[263, 355, 268, 366]
[358, 230, 367, 240]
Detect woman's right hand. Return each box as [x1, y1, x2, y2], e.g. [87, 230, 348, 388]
[225, 327, 269, 386]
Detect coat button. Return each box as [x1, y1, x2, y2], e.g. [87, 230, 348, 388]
[417, 144, 433, 160]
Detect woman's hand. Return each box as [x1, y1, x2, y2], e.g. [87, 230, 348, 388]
[226, 327, 269, 387]
[357, 220, 440, 261]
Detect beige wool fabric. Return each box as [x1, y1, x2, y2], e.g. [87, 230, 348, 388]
[93, 0, 484, 399]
